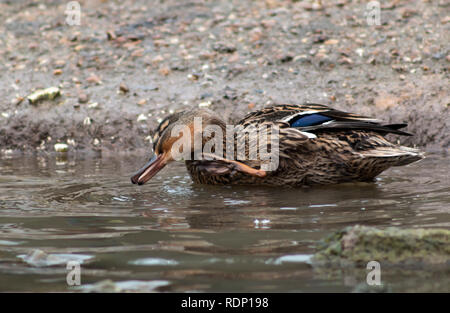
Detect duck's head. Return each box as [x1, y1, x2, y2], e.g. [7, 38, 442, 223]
[131, 108, 225, 185]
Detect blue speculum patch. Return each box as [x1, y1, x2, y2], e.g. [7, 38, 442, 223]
[290, 114, 333, 127]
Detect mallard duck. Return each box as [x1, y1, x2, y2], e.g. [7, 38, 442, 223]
[131, 103, 423, 186]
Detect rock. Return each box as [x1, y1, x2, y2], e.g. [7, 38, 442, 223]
[401, 8, 418, 18]
[324, 39, 339, 45]
[313, 35, 329, 44]
[86, 74, 102, 85]
[198, 101, 211, 108]
[119, 83, 129, 93]
[158, 67, 171, 76]
[212, 42, 237, 54]
[136, 113, 147, 122]
[137, 99, 147, 105]
[78, 93, 89, 103]
[312, 225, 450, 267]
[18, 249, 92, 267]
[278, 54, 293, 63]
[106, 30, 117, 40]
[27, 87, 61, 104]
[338, 56, 353, 65]
[12, 96, 24, 106]
[54, 143, 69, 152]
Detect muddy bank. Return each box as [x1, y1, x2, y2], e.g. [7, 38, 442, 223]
[0, 0, 448, 154]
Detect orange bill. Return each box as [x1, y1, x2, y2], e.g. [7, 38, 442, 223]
[131, 154, 167, 185]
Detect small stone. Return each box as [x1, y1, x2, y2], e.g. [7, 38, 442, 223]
[324, 39, 339, 45]
[12, 96, 24, 105]
[338, 57, 353, 65]
[86, 74, 102, 85]
[88, 102, 99, 109]
[355, 48, 364, 57]
[152, 55, 164, 64]
[401, 8, 417, 18]
[158, 67, 171, 76]
[54, 143, 68, 152]
[137, 99, 147, 105]
[279, 54, 293, 63]
[54, 60, 65, 68]
[106, 30, 116, 40]
[78, 93, 89, 103]
[137, 114, 148, 122]
[198, 101, 211, 108]
[119, 83, 129, 93]
[53, 69, 63, 75]
[313, 35, 328, 44]
[294, 54, 309, 63]
[212, 42, 236, 54]
[27, 87, 61, 104]
[188, 73, 200, 81]
[302, 2, 323, 11]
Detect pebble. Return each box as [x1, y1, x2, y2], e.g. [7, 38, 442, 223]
[27, 87, 61, 104]
[198, 101, 211, 108]
[119, 83, 129, 93]
[213, 43, 237, 54]
[158, 67, 171, 76]
[137, 114, 147, 122]
[137, 99, 147, 105]
[54, 143, 68, 152]
[88, 102, 99, 109]
[78, 93, 89, 103]
[86, 74, 102, 85]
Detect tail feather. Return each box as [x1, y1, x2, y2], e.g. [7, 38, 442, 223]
[359, 146, 424, 166]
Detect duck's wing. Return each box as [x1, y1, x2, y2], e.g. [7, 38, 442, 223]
[240, 103, 412, 136]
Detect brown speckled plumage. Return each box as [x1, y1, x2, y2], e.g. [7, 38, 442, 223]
[132, 104, 424, 187]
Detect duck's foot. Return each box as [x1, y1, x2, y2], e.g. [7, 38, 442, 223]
[199, 153, 267, 178]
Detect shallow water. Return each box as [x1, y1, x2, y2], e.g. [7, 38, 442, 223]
[0, 153, 448, 292]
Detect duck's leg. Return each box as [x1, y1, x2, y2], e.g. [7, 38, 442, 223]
[199, 153, 267, 178]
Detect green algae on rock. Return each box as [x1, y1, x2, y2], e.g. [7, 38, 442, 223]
[312, 225, 450, 267]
